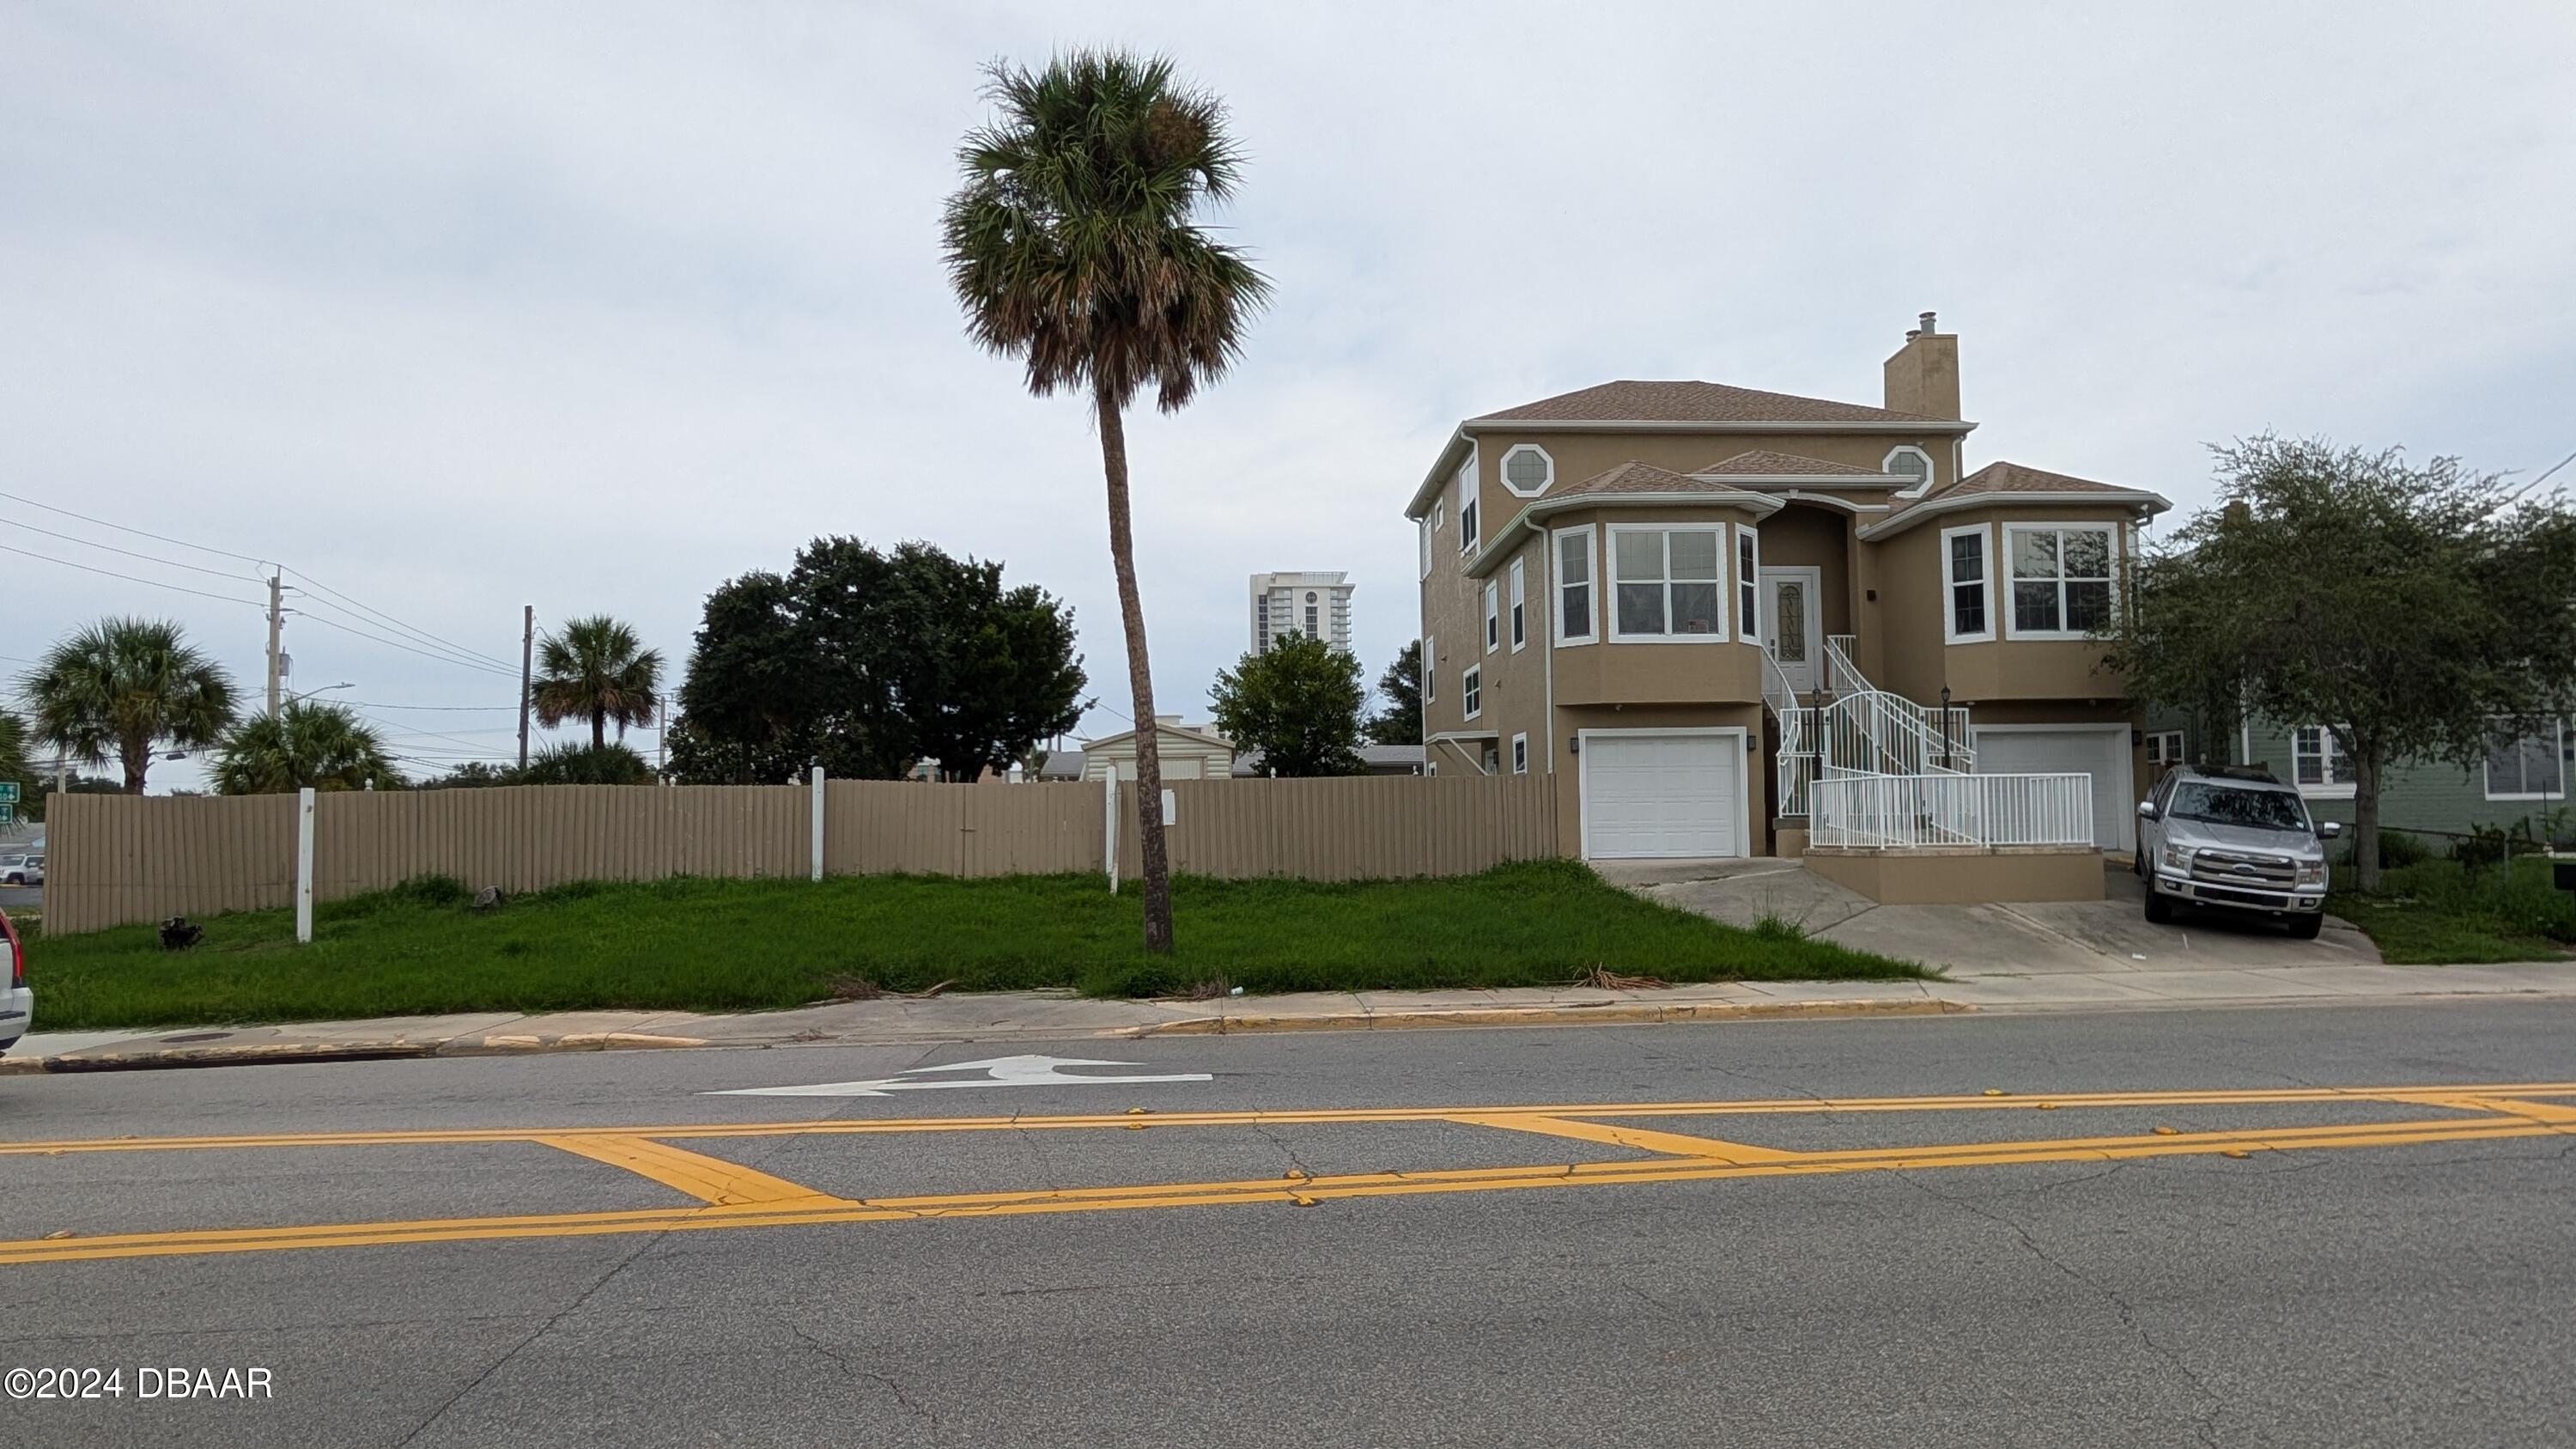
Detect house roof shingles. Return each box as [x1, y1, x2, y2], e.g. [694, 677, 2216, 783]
[1898, 460, 2154, 511]
[1473, 380, 1944, 427]
[1693, 449, 1885, 478]
[1551, 460, 1763, 500]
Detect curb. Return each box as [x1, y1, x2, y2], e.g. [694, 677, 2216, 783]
[3, 1031, 712, 1075]
[1127, 996, 1969, 1037]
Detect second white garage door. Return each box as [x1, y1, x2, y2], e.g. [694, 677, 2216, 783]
[1970, 726, 2133, 852]
[1581, 731, 1743, 860]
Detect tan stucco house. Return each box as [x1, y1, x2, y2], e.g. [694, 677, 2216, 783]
[1076, 717, 1236, 782]
[1406, 314, 2169, 888]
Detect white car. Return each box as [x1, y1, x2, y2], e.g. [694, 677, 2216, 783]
[0, 909, 27, 1056]
[0, 854, 37, 886]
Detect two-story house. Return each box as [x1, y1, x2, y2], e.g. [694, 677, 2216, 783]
[1406, 314, 2169, 870]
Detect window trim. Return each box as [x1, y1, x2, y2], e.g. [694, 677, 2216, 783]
[1498, 443, 1555, 498]
[1462, 665, 1482, 721]
[2293, 723, 2355, 800]
[1510, 732, 1529, 774]
[1940, 522, 1996, 644]
[1552, 525, 1598, 647]
[1508, 557, 1527, 653]
[1483, 581, 1500, 655]
[1735, 525, 1761, 643]
[2482, 718, 2567, 802]
[1456, 457, 1480, 557]
[1885, 444, 1937, 497]
[1605, 522, 1732, 644]
[2146, 729, 2184, 767]
[1424, 636, 1434, 703]
[2001, 522, 2118, 642]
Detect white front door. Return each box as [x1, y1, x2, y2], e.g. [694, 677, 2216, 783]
[1970, 725, 2135, 852]
[1580, 730, 1744, 860]
[1759, 568, 1824, 694]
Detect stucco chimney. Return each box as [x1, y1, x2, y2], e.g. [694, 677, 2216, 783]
[1883, 314, 1960, 420]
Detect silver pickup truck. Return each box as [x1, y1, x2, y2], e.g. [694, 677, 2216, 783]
[2135, 764, 2342, 937]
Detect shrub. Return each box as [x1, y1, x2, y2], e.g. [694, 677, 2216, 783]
[519, 742, 653, 786]
[387, 874, 471, 908]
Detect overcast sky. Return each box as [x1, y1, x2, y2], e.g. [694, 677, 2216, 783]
[5, 2, 2571, 790]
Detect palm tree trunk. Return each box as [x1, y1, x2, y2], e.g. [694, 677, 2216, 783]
[1097, 382, 1175, 953]
[592, 709, 606, 751]
[122, 734, 149, 795]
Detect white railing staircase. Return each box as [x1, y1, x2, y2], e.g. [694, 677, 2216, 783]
[1757, 635, 2088, 850]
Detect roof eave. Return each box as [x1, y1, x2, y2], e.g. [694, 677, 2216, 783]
[1464, 490, 1787, 579]
[1404, 427, 1475, 522]
[1465, 417, 1979, 436]
[1856, 490, 2174, 540]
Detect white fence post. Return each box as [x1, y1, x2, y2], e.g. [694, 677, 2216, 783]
[1103, 776, 1119, 893]
[810, 765, 825, 882]
[295, 787, 316, 944]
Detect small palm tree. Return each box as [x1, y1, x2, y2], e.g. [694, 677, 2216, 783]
[213, 700, 404, 795]
[532, 616, 663, 750]
[944, 51, 1269, 953]
[21, 617, 237, 794]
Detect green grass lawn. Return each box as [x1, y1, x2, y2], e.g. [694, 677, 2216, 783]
[23, 861, 1924, 1031]
[2329, 855, 2576, 965]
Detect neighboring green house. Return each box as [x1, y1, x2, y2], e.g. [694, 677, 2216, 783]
[2143, 705, 2573, 845]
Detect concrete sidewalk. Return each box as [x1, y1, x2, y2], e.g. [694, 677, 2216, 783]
[11, 955, 2576, 1073]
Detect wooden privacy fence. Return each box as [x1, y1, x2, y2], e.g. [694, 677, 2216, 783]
[42, 774, 1561, 935]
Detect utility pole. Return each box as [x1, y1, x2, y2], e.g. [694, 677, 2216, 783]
[517, 605, 535, 770]
[265, 570, 285, 715]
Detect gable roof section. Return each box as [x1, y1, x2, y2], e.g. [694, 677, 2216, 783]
[1475, 381, 1945, 427]
[1461, 461, 1783, 578]
[1692, 449, 1886, 478]
[1859, 460, 2171, 539]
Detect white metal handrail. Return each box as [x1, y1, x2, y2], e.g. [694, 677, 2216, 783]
[1818, 635, 1976, 776]
[1811, 772, 2094, 850]
[1760, 646, 1820, 818]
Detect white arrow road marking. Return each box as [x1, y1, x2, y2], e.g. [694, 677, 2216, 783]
[707, 1053, 1214, 1098]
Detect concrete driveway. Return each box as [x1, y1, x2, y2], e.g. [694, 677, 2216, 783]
[1604, 857, 2382, 990]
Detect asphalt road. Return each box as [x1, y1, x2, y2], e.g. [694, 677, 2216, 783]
[3, 1001, 2573, 1447]
[0, 886, 39, 912]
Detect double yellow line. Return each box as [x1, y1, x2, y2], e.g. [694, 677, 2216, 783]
[4, 1083, 2570, 1266]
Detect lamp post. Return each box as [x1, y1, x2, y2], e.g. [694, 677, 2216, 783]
[1940, 684, 1953, 770]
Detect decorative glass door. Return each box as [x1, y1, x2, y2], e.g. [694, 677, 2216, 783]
[1760, 569, 1821, 693]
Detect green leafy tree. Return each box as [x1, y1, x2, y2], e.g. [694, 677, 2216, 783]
[1211, 633, 1367, 777]
[19, 617, 237, 794]
[0, 709, 27, 807]
[212, 700, 405, 795]
[532, 615, 663, 751]
[673, 539, 1085, 784]
[945, 50, 1271, 953]
[2108, 435, 2576, 890]
[520, 741, 654, 785]
[1364, 640, 1423, 746]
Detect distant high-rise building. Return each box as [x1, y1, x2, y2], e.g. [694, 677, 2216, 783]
[1249, 571, 1354, 654]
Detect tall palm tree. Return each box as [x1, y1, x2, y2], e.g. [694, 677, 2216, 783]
[21, 617, 236, 794]
[532, 615, 663, 750]
[943, 51, 1269, 953]
[213, 699, 404, 795]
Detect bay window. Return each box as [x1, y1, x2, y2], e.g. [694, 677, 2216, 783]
[2004, 524, 2113, 638]
[1609, 526, 1727, 641]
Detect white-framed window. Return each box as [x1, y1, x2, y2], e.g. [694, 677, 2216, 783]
[1509, 557, 1528, 651]
[1554, 526, 1597, 646]
[1941, 523, 1994, 643]
[2484, 720, 2567, 801]
[1884, 445, 1935, 496]
[2293, 724, 2354, 797]
[1510, 732, 1528, 774]
[1499, 444, 1554, 497]
[1483, 581, 1500, 654]
[1735, 526, 1760, 642]
[1456, 460, 1479, 556]
[1463, 665, 1482, 721]
[2146, 730, 2185, 768]
[2003, 523, 2115, 639]
[1608, 525, 1727, 642]
[1424, 636, 1435, 702]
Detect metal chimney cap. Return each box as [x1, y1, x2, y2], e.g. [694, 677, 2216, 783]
[1919, 310, 1939, 333]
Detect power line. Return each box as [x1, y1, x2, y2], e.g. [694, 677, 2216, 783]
[283, 567, 518, 672]
[0, 516, 265, 583]
[341, 699, 519, 712]
[289, 592, 518, 677]
[0, 542, 265, 608]
[290, 612, 519, 678]
[0, 489, 272, 568]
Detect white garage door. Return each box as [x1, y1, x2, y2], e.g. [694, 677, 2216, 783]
[1583, 732, 1741, 860]
[1971, 727, 2132, 852]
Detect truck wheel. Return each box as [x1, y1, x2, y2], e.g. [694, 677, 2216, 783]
[2144, 878, 2175, 923]
[2287, 912, 2324, 940]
